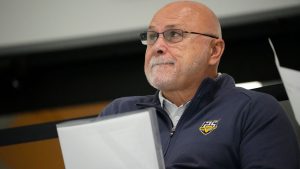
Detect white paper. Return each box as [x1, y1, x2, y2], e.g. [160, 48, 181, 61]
[57, 108, 165, 169]
[269, 38, 300, 125]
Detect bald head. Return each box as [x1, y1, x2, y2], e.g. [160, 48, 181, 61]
[150, 1, 222, 38]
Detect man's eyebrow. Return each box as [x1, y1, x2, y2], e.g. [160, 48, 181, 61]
[165, 25, 180, 29]
[148, 26, 155, 30]
[148, 24, 182, 30]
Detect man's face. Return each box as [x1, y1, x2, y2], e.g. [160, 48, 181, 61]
[144, 5, 213, 92]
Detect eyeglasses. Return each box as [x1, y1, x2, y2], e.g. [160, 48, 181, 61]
[140, 29, 219, 45]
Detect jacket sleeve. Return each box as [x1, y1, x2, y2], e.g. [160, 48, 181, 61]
[240, 94, 300, 169]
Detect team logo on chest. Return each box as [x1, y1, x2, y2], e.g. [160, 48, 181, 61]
[199, 120, 219, 135]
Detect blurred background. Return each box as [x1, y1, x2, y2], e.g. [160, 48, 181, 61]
[0, 0, 299, 168]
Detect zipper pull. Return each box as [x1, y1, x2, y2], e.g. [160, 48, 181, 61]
[170, 127, 176, 136]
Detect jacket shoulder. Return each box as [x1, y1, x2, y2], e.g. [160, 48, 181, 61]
[99, 95, 156, 117]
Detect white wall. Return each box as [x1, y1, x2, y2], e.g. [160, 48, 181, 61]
[0, 0, 299, 49]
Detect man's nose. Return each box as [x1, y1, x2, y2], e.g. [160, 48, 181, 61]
[152, 34, 167, 55]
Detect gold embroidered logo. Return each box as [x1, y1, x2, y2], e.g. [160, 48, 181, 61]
[199, 120, 219, 135]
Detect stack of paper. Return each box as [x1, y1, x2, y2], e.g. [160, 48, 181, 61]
[57, 108, 165, 169]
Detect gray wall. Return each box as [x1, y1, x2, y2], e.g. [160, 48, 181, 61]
[0, 0, 300, 49]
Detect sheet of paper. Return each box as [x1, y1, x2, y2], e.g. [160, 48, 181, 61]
[57, 108, 165, 169]
[269, 38, 300, 125]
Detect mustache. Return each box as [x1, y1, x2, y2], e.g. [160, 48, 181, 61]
[149, 56, 176, 68]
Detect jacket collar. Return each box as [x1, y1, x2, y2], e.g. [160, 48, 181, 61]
[135, 73, 235, 108]
[136, 90, 161, 108]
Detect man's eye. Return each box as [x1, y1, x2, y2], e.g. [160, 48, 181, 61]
[148, 33, 157, 40]
[168, 31, 181, 38]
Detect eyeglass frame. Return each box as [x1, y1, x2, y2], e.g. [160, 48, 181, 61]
[140, 29, 219, 45]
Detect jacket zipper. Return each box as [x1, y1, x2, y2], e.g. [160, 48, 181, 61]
[164, 99, 197, 159]
[160, 108, 176, 156]
[170, 126, 176, 136]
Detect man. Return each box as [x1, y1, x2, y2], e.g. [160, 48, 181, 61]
[99, 1, 299, 168]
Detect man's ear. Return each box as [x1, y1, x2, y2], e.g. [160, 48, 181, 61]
[209, 39, 225, 65]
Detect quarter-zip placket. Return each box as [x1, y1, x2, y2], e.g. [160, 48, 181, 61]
[162, 95, 202, 161]
[156, 107, 176, 156]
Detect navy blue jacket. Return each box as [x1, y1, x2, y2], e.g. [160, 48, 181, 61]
[99, 74, 299, 169]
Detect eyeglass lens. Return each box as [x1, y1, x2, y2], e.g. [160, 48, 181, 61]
[141, 29, 183, 45]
